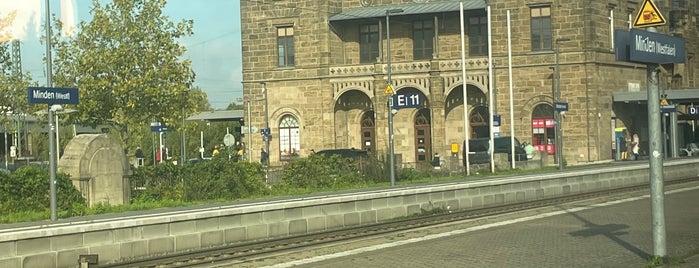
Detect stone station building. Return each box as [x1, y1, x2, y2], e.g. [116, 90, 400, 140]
[240, 0, 699, 169]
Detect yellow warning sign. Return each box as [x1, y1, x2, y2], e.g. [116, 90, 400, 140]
[385, 84, 394, 95]
[633, 0, 666, 28]
[660, 98, 669, 106]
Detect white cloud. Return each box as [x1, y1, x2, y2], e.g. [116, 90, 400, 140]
[0, 0, 41, 40]
[60, 0, 77, 37]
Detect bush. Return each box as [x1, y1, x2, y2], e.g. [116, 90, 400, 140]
[130, 158, 269, 203]
[281, 154, 375, 188]
[398, 168, 428, 181]
[0, 165, 86, 216]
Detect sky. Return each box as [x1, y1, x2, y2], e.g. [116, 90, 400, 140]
[0, 0, 242, 110]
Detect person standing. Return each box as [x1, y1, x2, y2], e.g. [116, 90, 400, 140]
[524, 142, 535, 160]
[260, 147, 268, 165]
[212, 145, 220, 157]
[619, 136, 628, 160]
[135, 146, 145, 167]
[432, 152, 441, 169]
[632, 133, 640, 160]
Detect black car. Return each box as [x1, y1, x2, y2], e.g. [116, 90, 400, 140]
[463, 136, 527, 164]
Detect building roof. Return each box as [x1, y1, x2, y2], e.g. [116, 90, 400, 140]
[328, 0, 486, 22]
[186, 110, 244, 122]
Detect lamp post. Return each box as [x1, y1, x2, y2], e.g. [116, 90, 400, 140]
[54, 108, 78, 165]
[553, 37, 570, 170]
[245, 96, 266, 163]
[261, 82, 270, 182]
[44, 0, 59, 221]
[247, 100, 252, 162]
[386, 8, 403, 187]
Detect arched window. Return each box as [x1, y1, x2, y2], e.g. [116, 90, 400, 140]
[279, 115, 300, 160]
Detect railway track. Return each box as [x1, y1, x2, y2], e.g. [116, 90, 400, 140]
[102, 177, 699, 268]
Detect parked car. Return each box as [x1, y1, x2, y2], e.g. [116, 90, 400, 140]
[463, 136, 528, 164]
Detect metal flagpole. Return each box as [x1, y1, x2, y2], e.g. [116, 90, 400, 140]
[459, 2, 470, 175]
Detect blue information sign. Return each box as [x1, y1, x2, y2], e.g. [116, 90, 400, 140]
[150, 122, 167, 132]
[27, 87, 79, 105]
[615, 29, 685, 64]
[392, 93, 422, 109]
[554, 102, 569, 112]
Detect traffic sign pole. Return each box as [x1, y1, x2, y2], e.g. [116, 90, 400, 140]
[635, 0, 666, 257]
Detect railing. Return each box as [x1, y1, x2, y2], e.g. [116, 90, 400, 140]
[328, 58, 489, 78]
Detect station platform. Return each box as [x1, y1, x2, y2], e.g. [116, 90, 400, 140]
[263, 182, 699, 268]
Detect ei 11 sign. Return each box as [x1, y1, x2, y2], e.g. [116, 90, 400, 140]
[393, 93, 422, 109]
[28, 87, 79, 105]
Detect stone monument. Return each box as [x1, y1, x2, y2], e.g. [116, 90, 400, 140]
[59, 134, 132, 207]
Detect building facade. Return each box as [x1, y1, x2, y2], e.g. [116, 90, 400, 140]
[240, 0, 699, 168]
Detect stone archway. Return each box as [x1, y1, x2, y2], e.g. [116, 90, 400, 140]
[60, 134, 131, 207]
[334, 90, 373, 149]
[444, 84, 488, 144]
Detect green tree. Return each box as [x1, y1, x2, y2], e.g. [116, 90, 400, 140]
[51, 0, 206, 149]
[226, 102, 244, 111]
[1, 13, 35, 158]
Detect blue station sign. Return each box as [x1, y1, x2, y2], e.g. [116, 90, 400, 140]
[554, 102, 569, 112]
[27, 87, 79, 105]
[393, 93, 422, 109]
[150, 122, 167, 132]
[615, 29, 685, 64]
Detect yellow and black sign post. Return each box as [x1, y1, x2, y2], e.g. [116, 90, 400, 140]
[633, 0, 666, 28]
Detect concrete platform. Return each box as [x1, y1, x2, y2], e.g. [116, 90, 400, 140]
[269, 184, 699, 268]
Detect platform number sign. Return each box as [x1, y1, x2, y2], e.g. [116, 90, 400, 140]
[393, 93, 422, 109]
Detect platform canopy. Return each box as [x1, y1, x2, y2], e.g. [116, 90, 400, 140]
[613, 88, 699, 103]
[186, 110, 244, 122]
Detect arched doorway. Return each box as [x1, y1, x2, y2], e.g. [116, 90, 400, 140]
[531, 103, 555, 155]
[414, 108, 431, 163]
[360, 111, 376, 153]
[445, 84, 488, 142]
[469, 106, 489, 138]
[334, 90, 373, 149]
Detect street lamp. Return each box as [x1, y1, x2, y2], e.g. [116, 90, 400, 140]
[553, 37, 570, 170]
[261, 82, 270, 182]
[386, 8, 403, 187]
[244, 96, 266, 163]
[54, 108, 78, 165]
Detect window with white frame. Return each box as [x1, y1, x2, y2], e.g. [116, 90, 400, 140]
[279, 115, 300, 160]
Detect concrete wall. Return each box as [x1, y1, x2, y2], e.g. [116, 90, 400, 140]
[1, 159, 698, 267]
